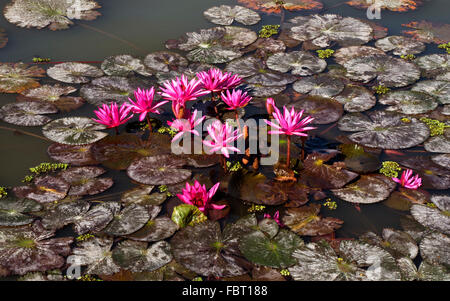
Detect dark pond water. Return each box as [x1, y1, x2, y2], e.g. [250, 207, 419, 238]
[0, 0, 449, 255]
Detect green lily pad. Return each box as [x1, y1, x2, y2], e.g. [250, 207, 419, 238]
[67, 236, 120, 276]
[203, 5, 260, 26]
[171, 204, 207, 228]
[334, 85, 376, 112]
[266, 51, 327, 76]
[0, 221, 72, 275]
[18, 84, 84, 112]
[331, 174, 396, 204]
[47, 143, 98, 166]
[412, 80, 450, 104]
[4, 0, 101, 30]
[112, 240, 172, 272]
[338, 111, 430, 149]
[0, 62, 45, 93]
[13, 175, 69, 203]
[282, 204, 344, 236]
[101, 54, 152, 77]
[379, 91, 438, 115]
[0, 102, 57, 126]
[47, 62, 103, 83]
[375, 35, 426, 56]
[0, 196, 42, 226]
[42, 117, 108, 146]
[59, 166, 113, 196]
[103, 204, 150, 236]
[127, 155, 191, 186]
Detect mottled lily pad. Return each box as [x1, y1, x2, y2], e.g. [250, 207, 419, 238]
[242, 38, 286, 60]
[0, 102, 57, 126]
[247, 83, 286, 97]
[293, 74, 344, 97]
[127, 155, 191, 186]
[59, 166, 113, 196]
[424, 135, 450, 153]
[112, 240, 172, 272]
[334, 85, 376, 112]
[67, 236, 120, 276]
[239, 219, 304, 268]
[13, 175, 69, 203]
[121, 186, 167, 207]
[128, 215, 178, 242]
[282, 204, 344, 236]
[338, 111, 430, 149]
[402, 21, 450, 44]
[18, 84, 84, 112]
[290, 96, 343, 125]
[375, 35, 425, 56]
[383, 188, 429, 211]
[360, 229, 418, 259]
[411, 203, 450, 236]
[0, 196, 42, 226]
[0, 221, 72, 275]
[419, 232, 450, 267]
[72, 202, 119, 235]
[41, 200, 90, 230]
[288, 14, 373, 48]
[42, 117, 108, 145]
[204, 5, 260, 26]
[412, 80, 450, 104]
[266, 51, 326, 76]
[334, 46, 385, 65]
[47, 62, 103, 83]
[47, 143, 98, 166]
[237, 0, 323, 14]
[144, 51, 188, 73]
[92, 133, 171, 170]
[103, 204, 150, 236]
[342, 54, 420, 87]
[414, 54, 450, 78]
[0, 62, 45, 93]
[80, 76, 153, 105]
[4, 0, 101, 30]
[346, 0, 421, 12]
[432, 153, 450, 169]
[379, 91, 438, 115]
[331, 174, 396, 204]
[101, 55, 152, 77]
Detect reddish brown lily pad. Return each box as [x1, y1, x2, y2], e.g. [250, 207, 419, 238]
[47, 143, 98, 166]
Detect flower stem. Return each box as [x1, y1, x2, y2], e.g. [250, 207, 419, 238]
[146, 115, 152, 133]
[221, 156, 228, 173]
[286, 135, 291, 168]
[114, 127, 119, 135]
[235, 110, 241, 133]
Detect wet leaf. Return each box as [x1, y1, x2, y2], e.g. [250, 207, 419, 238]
[290, 95, 343, 125]
[432, 153, 450, 169]
[18, 84, 84, 112]
[47, 62, 103, 83]
[0, 196, 42, 226]
[41, 200, 90, 230]
[204, 5, 260, 26]
[334, 46, 385, 65]
[121, 186, 167, 207]
[242, 38, 286, 60]
[346, 0, 421, 12]
[171, 204, 208, 228]
[13, 175, 69, 203]
[47, 143, 98, 166]
[0, 62, 45, 93]
[383, 188, 429, 211]
[101, 54, 152, 77]
[282, 204, 344, 236]
[127, 155, 191, 186]
[338, 111, 430, 149]
[0, 102, 57, 126]
[379, 91, 438, 115]
[402, 21, 450, 44]
[331, 174, 396, 204]
[334, 85, 376, 112]
[360, 229, 418, 259]
[103, 204, 150, 236]
[266, 51, 327, 76]
[424, 135, 450, 153]
[72, 202, 118, 235]
[411, 203, 450, 236]
[144, 51, 188, 73]
[414, 54, 450, 78]
[127, 217, 178, 242]
[375, 35, 425, 56]
[419, 232, 450, 267]
[59, 166, 113, 196]
[42, 117, 108, 145]
[293, 74, 344, 98]
[412, 80, 450, 105]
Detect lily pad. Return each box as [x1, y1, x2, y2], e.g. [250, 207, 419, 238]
[47, 143, 98, 166]
[127, 216, 178, 242]
[411, 203, 450, 236]
[144, 51, 188, 73]
[338, 111, 430, 149]
[419, 232, 450, 267]
[334, 46, 385, 65]
[4, 0, 101, 30]
[424, 135, 450, 153]
[101, 54, 152, 77]
[103, 204, 150, 236]
[67, 236, 120, 276]
[412, 80, 450, 104]
[414, 54, 450, 78]
[112, 240, 172, 272]
[289, 96, 343, 125]
[92, 133, 172, 170]
[346, 0, 421, 12]
[121, 186, 167, 207]
[59, 166, 113, 196]
[375, 35, 425, 56]
[80, 76, 153, 105]
[432, 153, 450, 169]
[47, 62, 103, 83]
[360, 229, 418, 259]
[239, 219, 304, 268]
[0, 102, 57, 126]
[0, 196, 42, 226]
[72, 202, 119, 235]
[266, 51, 327, 76]
[171, 204, 207, 228]
[18, 84, 84, 112]
[331, 174, 396, 204]
[342, 54, 420, 87]
[383, 188, 429, 211]
[13, 175, 69, 203]
[42, 117, 108, 146]
[127, 155, 191, 186]
[242, 38, 286, 60]
[288, 14, 373, 48]
[334, 85, 376, 112]
[0, 62, 45, 93]
[402, 21, 450, 44]
[247, 83, 286, 97]
[237, 0, 323, 14]
[379, 91, 438, 115]
[203, 5, 260, 26]
[293, 74, 344, 97]
[41, 200, 90, 230]
[282, 204, 344, 236]
[0, 221, 72, 275]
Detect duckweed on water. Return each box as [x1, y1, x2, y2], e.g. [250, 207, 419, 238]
[247, 204, 266, 213]
[0, 187, 7, 198]
[316, 49, 335, 59]
[258, 25, 280, 38]
[379, 161, 402, 178]
[400, 54, 416, 60]
[158, 126, 178, 137]
[372, 85, 391, 95]
[323, 199, 337, 210]
[438, 42, 450, 54]
[419, 117, 449, 136]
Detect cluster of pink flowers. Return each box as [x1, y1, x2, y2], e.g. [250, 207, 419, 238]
[203, 120, 243, 158]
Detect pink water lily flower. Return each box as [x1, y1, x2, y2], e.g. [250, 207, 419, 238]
[197, 68, 242, 93]
[167, 109, 206, 142]
[221, 89, 252, 110]
[159, 74, 209, 108]
[392, 169, 422, 189]
[265, 106, 316, 137]
[203, 120, 242, 158]
[127, 87, 168, 121]
[93, 102, 133, 133]
[266, 97, 275, 115]
[264, 211, 283, 227]
[177, 180, 225, 213]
